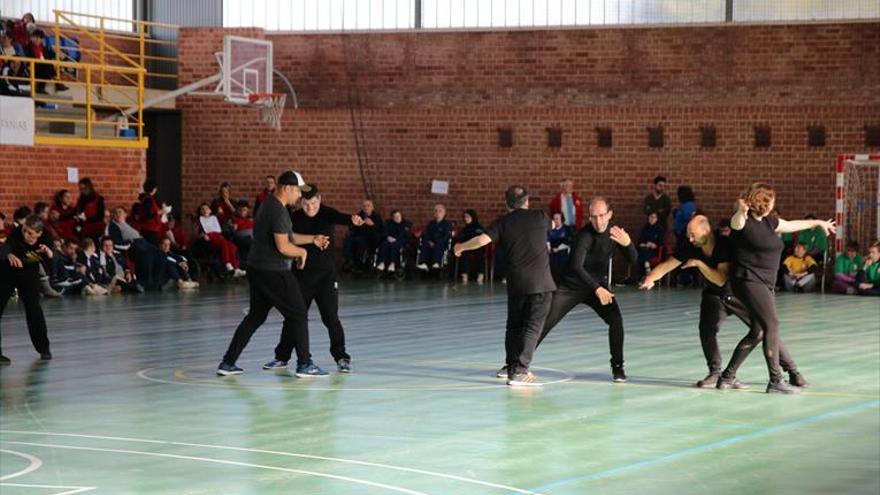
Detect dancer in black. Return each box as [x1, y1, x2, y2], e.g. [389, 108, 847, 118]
[720, 184, 834, 394]
[640, 215, 805, 388]
[218, 171, 329, 378]
[535, 197, 636, 383]
[0, 215, 54, 364]
[275, 184, 363, 373]
[454, 186, 556, 386]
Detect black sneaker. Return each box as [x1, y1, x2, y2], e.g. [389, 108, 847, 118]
[507, 371, 541, 387]
[789, 371, 808, 388]
[0, 355, 10, 365]
[696, 372, 720, 388]
[766, 380, 802, 394]
[337, 359, 352, 373]
[40, 352, 52, 361]
[612, 366, 627, 383]
[495, 364, 508, 379]
[216, 362, 244, 376]
[717, 376, 750, 390]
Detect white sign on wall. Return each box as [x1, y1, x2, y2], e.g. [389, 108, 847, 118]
[431, 180, 449, 195]
[67, 167, 79, 183]
[0, 95, 35, 146]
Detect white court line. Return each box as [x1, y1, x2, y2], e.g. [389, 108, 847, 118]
[0, 430, 543, 494]
[0, 483, 95, 495]
[4, 441, 429, 495]
[0, 449, 43, 481]
[136, 365, 575, 392]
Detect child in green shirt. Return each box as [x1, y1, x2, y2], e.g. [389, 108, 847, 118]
[856, 241, 880, 296]
[833, 241, 863, 294]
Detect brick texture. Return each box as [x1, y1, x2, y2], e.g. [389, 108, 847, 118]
[173, 22, 878, 234]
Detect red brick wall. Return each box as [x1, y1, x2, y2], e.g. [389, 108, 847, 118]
[177, 22, 880, 235]
[0, 145, 146, 216]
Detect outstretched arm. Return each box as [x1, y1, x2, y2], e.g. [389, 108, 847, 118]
[776, 218, 836, 235]
[454, 234, 492, 257]
[639, 257, 682, 290]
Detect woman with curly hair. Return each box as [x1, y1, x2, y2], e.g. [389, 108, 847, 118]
[717, 184, 835, 394]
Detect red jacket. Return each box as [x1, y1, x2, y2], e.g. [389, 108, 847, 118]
[549, 192, 585, 228]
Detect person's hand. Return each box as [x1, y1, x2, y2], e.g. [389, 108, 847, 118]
[609, 226, 631, 246]
[859, 283, 873, 291]
[595, 287, 615, 305]
[681, 259, 703, 270]
[819, 219, 837, 236]
[387, 236, 396, 243]
[453, 243, 463, 258]
[351, 215, 365, 227]
[638, 278, 655, 291]
[7, 254, 23, 268]
[76, 213, 86, 221]
[646, 242, 657, 249]
[78, 265, 87, 274]
[179, 261, 188, 270]
[37, 244, 53, 259]
[312, 235, 330, 250]
[364, 218, 375, 227]
[296, 250, 308, 270]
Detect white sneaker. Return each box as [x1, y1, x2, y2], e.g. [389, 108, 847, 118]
[83, 285, 97, 296]
[225, 262, 235, 272]
[387, 263, 395, 272]
[233, 269, 247, 278]
[431, 263, 440, 269]
[417, 263, 429, 271]
[461, 274, 469, 284]
[477, 274, 485, 284]
[376, 262, 385, 271]
[93, 284, 109, 296]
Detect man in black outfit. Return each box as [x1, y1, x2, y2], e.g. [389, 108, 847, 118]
[639, 215, 805, 388]
[217, 170, 329, 378]
[538, 197, 637, 383]
[454, 186, 556, 387]
[277, 184, 363, 373]
[0, 215, 54, 364]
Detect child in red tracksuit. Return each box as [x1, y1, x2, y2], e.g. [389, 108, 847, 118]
[198, 203, 245, 277]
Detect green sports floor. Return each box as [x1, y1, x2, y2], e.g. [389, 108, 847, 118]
[1, 280, 878, 494]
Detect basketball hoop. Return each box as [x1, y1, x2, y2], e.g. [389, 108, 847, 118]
[248, 92, 286, 131]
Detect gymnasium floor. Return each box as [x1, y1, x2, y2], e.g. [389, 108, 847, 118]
[1, 280, 878, 495]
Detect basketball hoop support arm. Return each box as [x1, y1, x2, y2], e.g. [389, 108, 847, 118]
[116, 73, 222, 118]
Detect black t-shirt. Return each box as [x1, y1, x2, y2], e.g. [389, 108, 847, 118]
[290, 205, 352, 279]
[732, 215, 783, 289]
[560, 223, 638, 292]
[674, 235, 734, 296]
[0, 226, 51, 276]
[247, 195, 293, 271]
[486, 209, 556, 296]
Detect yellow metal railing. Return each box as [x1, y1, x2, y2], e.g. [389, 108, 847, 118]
[53, 10, 179, 87]
[0, 55, 147, 149]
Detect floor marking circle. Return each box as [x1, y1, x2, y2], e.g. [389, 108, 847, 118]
[0, 448, 43, 481]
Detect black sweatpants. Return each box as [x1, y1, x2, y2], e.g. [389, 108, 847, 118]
[721, 278, 788, 383]
[506, 292, 553, 376]
[222, 269, 311, 366]
[0, 267, 51, 357]
[538, 287, 625, 368]
[296, 272, 350, 362]
[700, 292, 798, 375]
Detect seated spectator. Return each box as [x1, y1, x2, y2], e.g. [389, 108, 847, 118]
[376, 210, 411, 273]
[458, 209, 486, 284]
[0, 31, 24, 96]
[197, 203, 245, 277]
[210, 182, 236, 225]
[832, 241, 863, 294]
[75, 178, 106, 241]
[231, 200, 254, 264]
[51, 189, 79, 241]
[108, 206, 165, 290]
[24, 29, 66, 94]
[164, 214, 190, 252]
[97, 236, 143, 293]
[135, 180, 166, 244]
[50, 239, 87, 295]
[0, 212, 7, 244]
[417, 204, 452, 271]
[799, 214, 828, 261]
[547, 212, 572, 281]
[32, 202, 60, 241]
[12, 206, 32, 229]
[344, 199, 383, 271]
[253, 175, 276, 215]
[856, 241, 880, 296]
[783, 243, 818, 292]
[637, 211, 665, 277]
[12, 13, 35, 47]
[158, 238, 199, 290]
[77, 237, 109, 295]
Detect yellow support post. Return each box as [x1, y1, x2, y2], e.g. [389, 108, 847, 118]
[85, 68, 92, 140]
[99, 17, 105, 94]
[29, 60, 35, 97]
[54, 11, 61, 63]
[139, 21, 146, 74]
[137, 70, 144, 140]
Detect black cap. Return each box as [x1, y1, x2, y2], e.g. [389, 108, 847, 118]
[277, 170, 312, 192]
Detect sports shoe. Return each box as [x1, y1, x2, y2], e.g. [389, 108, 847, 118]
[376, 262, 385, 271]
[507, 371, 541, 387]
[476, 274, 485, 284]
[612, 366, 627, 383]
[0, 355, 10, 365]
[216, 362, 243, 376]
[789, 371, 808, 388]
[495, 364, 508, 378]
[295, 362, 329, 377]
[766, 380, 802, 394]
[40, 352, 52, 361]
[83, 284, 98, 296]
[717, 376, 750, 390]
[262, 359, 288, 370]
[431, 263, 440, 269]
[387, 263, 395, 272]
[337, 359, 352, 373]
[417, 263, 429, 271]
[696, 372, 720, 388]
[461, 274, 469, 284]
[225, 262, 235, 272]
[233, 269, 247, 278]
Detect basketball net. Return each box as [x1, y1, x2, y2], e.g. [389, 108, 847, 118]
[248, 92, 287, 131]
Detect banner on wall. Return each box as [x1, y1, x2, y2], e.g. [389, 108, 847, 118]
[0, 95, 35, 146]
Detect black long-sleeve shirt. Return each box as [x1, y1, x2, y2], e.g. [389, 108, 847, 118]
[290, 205, 353, 279]
[0, 226, 52, 276]
[560, 224, 638, 292]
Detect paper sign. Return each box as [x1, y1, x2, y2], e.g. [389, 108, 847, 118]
[67, 167, 79, 183]
[431, 180, 449, 195]
[0, 95, 35, 146]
